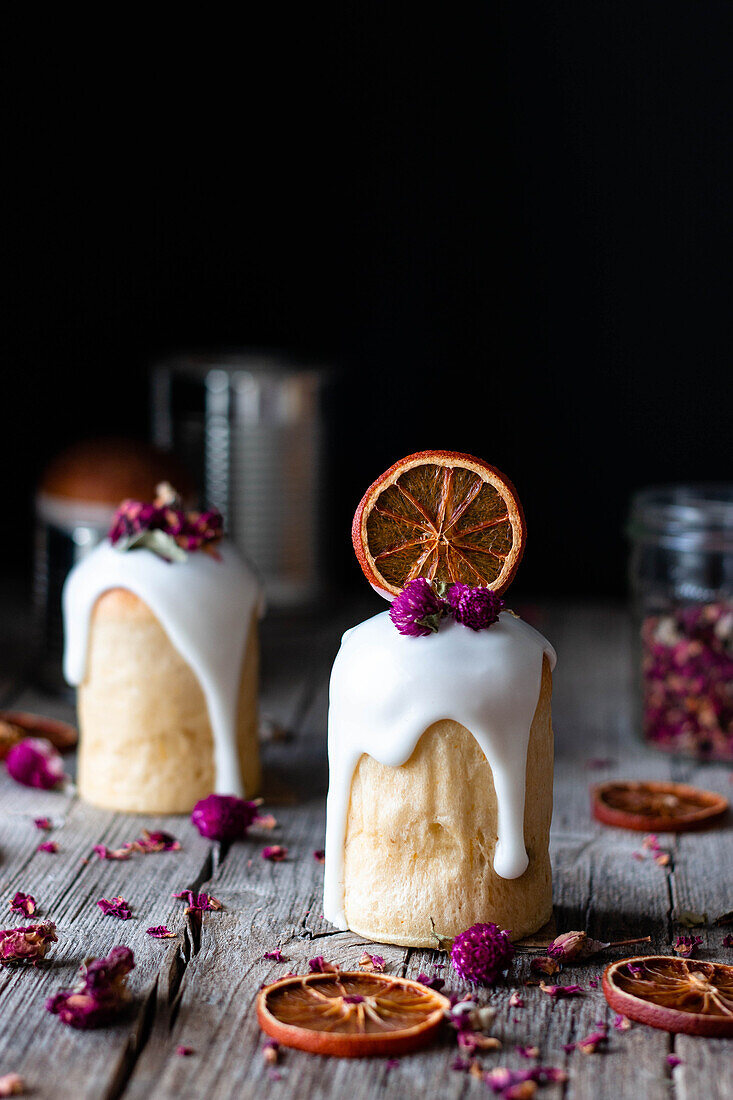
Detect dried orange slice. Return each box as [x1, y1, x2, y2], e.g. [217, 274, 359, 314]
[0, 711, 77, 753]
[352, 450, 526, 598]
[592, 780, 728, 833]
[603, 956, 733, 1036]
[257, 971, 450, 1057]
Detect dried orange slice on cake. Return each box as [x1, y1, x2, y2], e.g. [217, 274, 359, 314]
[603, 956, 733, 1037]
[352, 450, 526, 598]
[257, 971, 450, 1057]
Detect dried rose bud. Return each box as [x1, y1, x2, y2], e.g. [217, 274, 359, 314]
[6, 738, 65, 790]
[262, 845, 287, 862]
[0, 1074, 24, 1097]
[191, 794, 259, 841]
[93, 844, 131, 861]
[9, 892, 36, 917]
[46, 946, 135, 1029]
[0, 921, 57, 964]
[548, 930, 609, 960]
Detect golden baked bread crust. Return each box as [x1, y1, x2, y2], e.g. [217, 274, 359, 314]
[342, 656, 553, 946]
[77, 588, 259, 812]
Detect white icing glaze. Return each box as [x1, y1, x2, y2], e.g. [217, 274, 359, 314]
[62, 540, 262, 797]
[323, 611, 556, 930]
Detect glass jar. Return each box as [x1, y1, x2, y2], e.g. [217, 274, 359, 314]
[628, 485, 733, 761]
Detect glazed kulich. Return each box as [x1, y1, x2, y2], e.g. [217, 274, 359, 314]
[63, 538, 261, 814]
[324, 612, 555, 947]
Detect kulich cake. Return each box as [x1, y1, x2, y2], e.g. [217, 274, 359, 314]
[324, 451, 556, 947]
[63, 485, 262, 813]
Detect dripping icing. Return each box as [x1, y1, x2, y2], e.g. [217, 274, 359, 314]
[323, 611, 556, 930]
[62, 540, 261, 797]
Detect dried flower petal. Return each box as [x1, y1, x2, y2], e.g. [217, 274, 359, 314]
[0, 921, 57, 963]
[416, 972, 445, 991]
[539, 981, 583, 998]
[263, 1039, 279, 1065]
[313, 849, 326, 863]
[93, 844, 131, 861]
[176, 1046, 194, 1057]
[509, 991, 524, 1007]
[127, 829, 181, 854]
[450, 922, 515, 985]
[109, 490, 223, 560]
[97, 896, 132, 920]
[517, 1045, 540, 1059]
[0, 1074, 23, 1097]
[263, 949, 285, 962]
[173, 890, 222, 914]
[262, 845, 288, 862]
[530, 956, 560, 976]
[36, 842, 57, 854]
[613, 1014, 632, 1030]
[6, 738, 66, 790]
[147, 926, 176, 938]
[9, 893, 36, 917]
[359, 951, 385, 972]
[667, 1054, 683, 1068]
[191, 794, 259, 841]
[255, 813, 278, 830]
[723, 934, 733, 948]
[575, 1025, 608, 1054]
[673, 934, 703, 958]
[46, 946, 134, 1029]
[308, 956, 338, 974]
[33, 818, 52, 831]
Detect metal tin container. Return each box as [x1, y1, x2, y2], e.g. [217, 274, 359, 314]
[152, 353, 329, 608]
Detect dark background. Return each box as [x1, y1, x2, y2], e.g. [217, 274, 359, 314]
[2, 7, 731, 598]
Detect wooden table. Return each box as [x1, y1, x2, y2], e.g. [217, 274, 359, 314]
[0, 602, 731, 1099]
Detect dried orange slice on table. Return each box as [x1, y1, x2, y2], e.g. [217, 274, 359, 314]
[603, 956, 733, 1037]
[352, 450, 526, 598]
[257, 972, 450, 1057]
[592, 780, 728, 832]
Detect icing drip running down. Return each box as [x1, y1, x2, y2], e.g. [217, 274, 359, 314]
[323, 611, 556, 930]
[63, 541, 262, 797]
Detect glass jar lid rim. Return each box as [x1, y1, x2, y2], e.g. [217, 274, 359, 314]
[629, 484, 733, 537]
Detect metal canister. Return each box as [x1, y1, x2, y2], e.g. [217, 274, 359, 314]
[152, 353, 329, 608]
[33, 439, 192, 692]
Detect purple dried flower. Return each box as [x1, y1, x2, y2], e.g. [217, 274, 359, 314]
[191, 794, 259, 841]
[416, 972, 446, 991]
[97, 896, 132, 920]
[46, 946, 134, 1029]
[613, 1014, 632, 1030]
[108, 490, 224, 558]
[173, 890, 222, 913]
[262, 845, 288, 862]
[359, 951, 385, 971]
[127, 829, 181, 853]
[33, 817, 52, 831]
[539, 981, 583, 998]
[530, 955, 560, 976]
[450, 922, 515, 985]
[6, 738, 65, 789]
[674, 934, 703, 958]
[37, 842, 58, 854]
[92, 844, 130, 861]
[263, 949, 284, 961]
[667, 1054, 683, 1068]
[313, 849, 326, 863]
[0, 921, 57, 963]
[9, 892, 36, 917]
[447, 583, 504, 630]
[548, 930, 609, 960]
[147, 926, 176, 938]
[177, 1045, 194, 1057]
[389, 579, 448, 637]
[308, 956, 338, 973]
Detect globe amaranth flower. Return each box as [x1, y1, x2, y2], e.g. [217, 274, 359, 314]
[389, 578, 449, 637]
[191, 793, 259, 841]
[450, 922, 515, 985]
[5, 737, 66, 789]
[46, 946, 135, 1029]
[0, 920, 57, 963]
[447, 583, 504, 631]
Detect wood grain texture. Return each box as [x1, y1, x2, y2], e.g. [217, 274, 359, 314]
[0, 602, 730, 1099]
